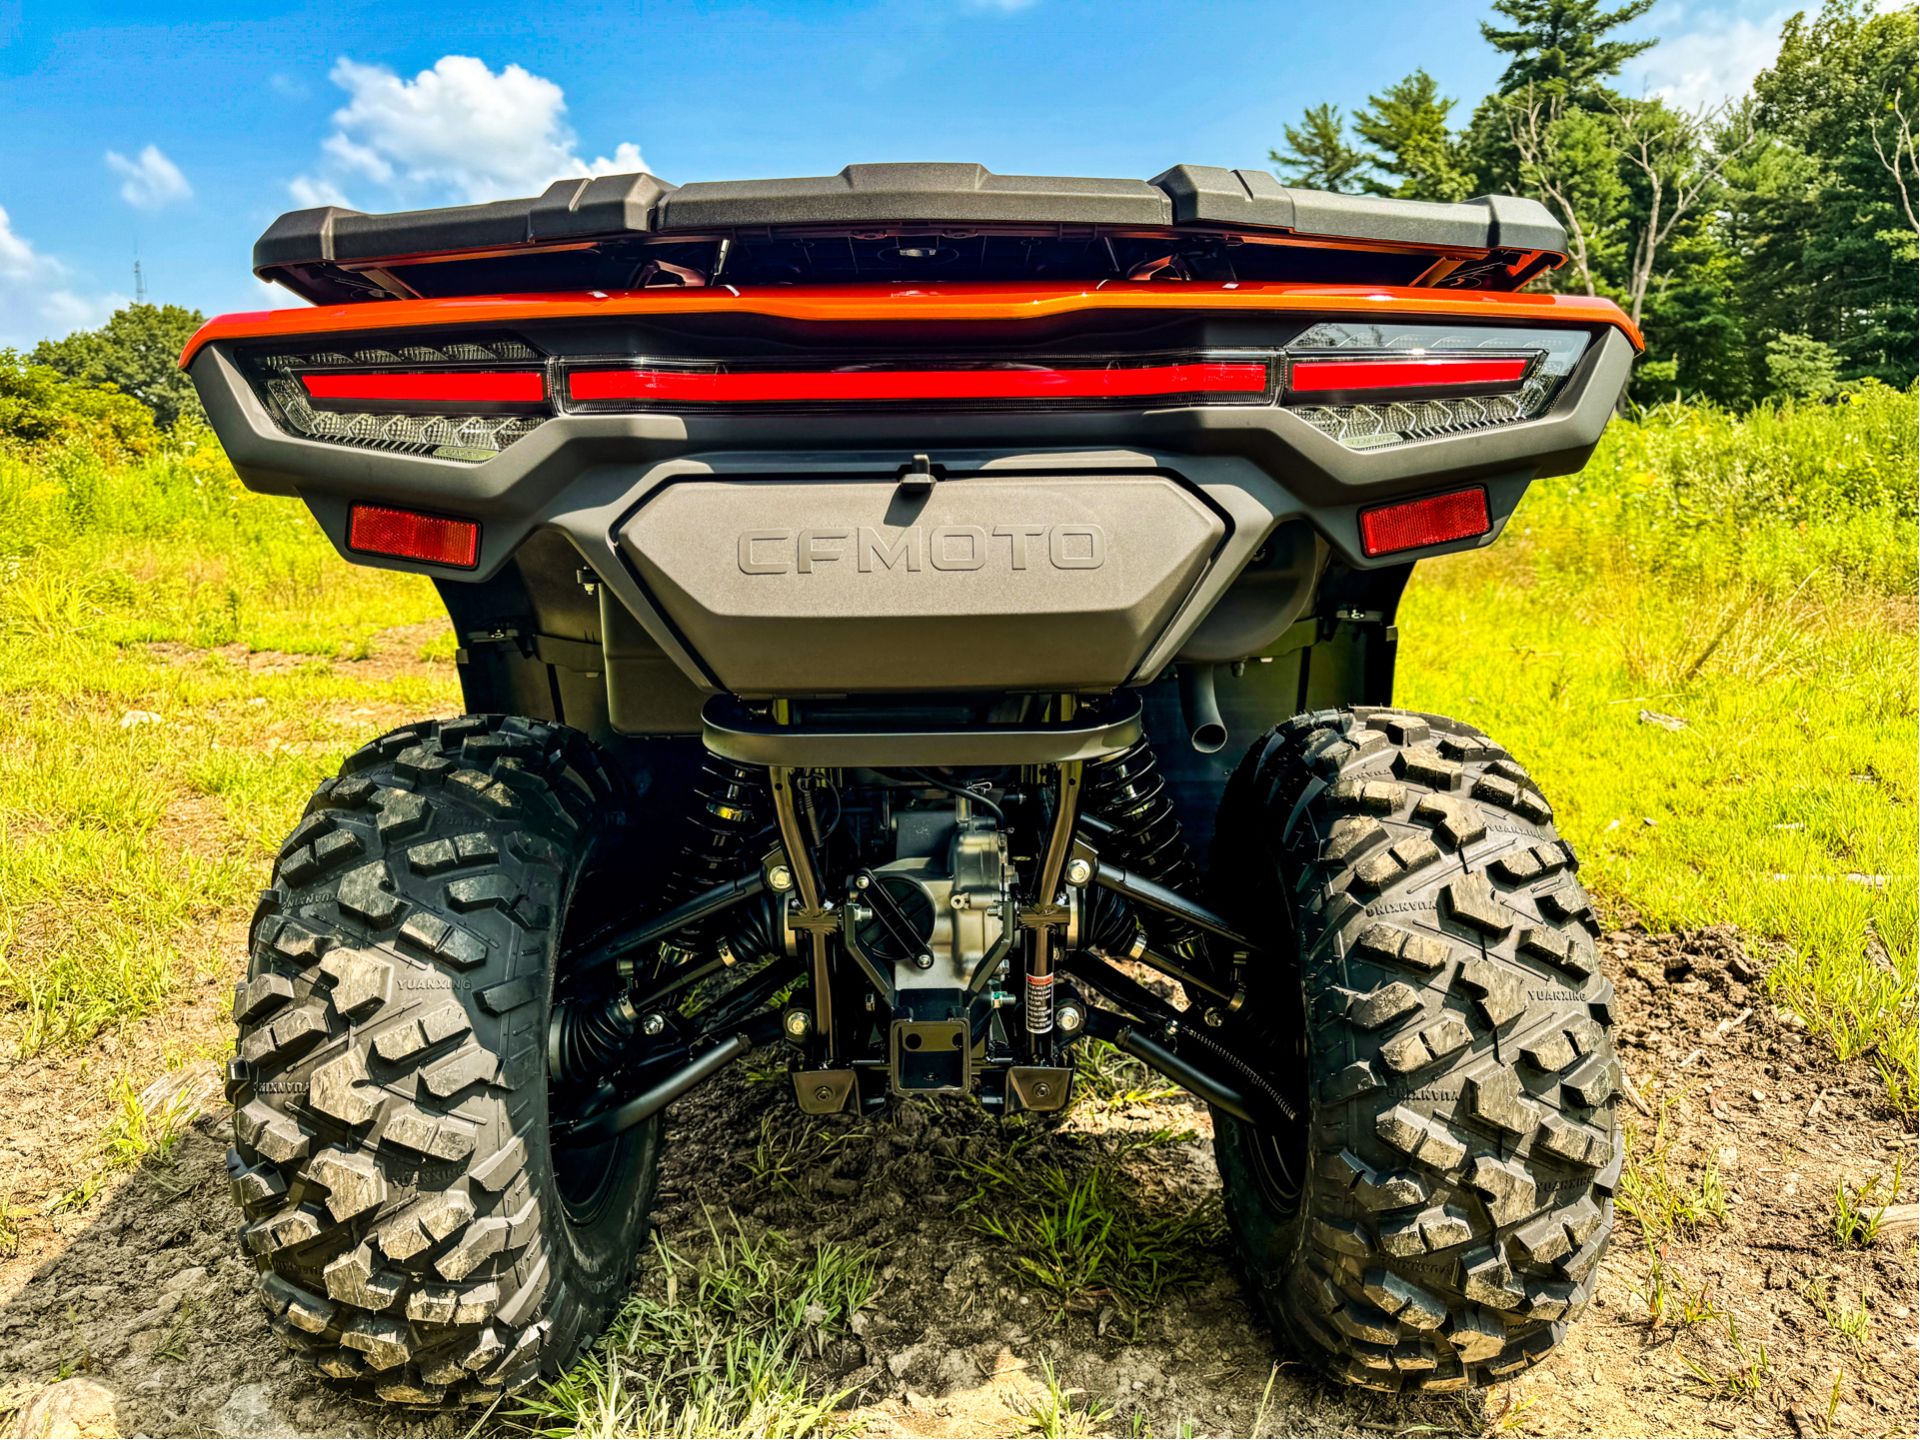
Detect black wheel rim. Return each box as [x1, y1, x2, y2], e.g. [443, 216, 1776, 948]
[552, 1125, 625, 1225]
[547, 836, 644, 1227]
[1242, 976, 1312, 1219]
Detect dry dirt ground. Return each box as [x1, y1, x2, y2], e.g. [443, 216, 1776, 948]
[0, 643, 1913, 1437]
[2, 926, 1914, 1438]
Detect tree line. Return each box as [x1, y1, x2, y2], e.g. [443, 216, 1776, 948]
[1272, 0, 1918, 406]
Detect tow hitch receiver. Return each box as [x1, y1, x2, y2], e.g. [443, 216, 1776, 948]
[891, 1016, 970, 1094]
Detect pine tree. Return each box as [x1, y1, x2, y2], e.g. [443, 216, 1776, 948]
[1743, 0, 1919, 385]
[1269, 104, 1382, 194]
[1354, 71, 1473, 202]
[1480, 0, 1657, 96]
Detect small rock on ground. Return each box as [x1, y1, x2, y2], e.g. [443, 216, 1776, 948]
[215, 1383, 284, 1439]
[5, 1378, 124, 1440]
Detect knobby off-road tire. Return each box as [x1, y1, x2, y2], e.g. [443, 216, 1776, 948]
[1211, 707, 1621, 1391]
[225, 715, 660, 1405]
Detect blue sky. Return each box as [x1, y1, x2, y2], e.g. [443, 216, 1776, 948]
[0, 0, 1801, 348]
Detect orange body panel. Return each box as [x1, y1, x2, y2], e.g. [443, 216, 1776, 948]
[179, 282, 1643, 368]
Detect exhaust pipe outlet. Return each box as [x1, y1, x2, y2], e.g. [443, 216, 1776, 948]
[1178, 664, 1228, 755]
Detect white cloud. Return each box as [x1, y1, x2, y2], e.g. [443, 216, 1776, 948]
[1626, 4, 1790, 112]
[964, 0, 1041, 10]
[39, 287, 128, 332]
[287, 174, 354, 210]
[288, 55, 647, 209]
[0, 205, 43, 282]
[0, 205, 126, 348]
[105, 144, 192, 210]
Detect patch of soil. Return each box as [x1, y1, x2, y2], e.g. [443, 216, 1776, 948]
[143, 621, 451, 685]
[0, 928, 1913, 1438]
[1505, 928, 1917, 1438]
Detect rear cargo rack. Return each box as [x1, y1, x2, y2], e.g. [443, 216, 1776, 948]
[253, 163, 1568, 305]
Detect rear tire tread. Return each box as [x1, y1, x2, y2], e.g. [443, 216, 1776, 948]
[1212, 706, 1620, 1392]
[228, 714, 654, 1404]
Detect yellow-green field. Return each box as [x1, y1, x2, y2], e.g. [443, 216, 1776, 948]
[1401, 387, 1918, 1104]
[0, 429, 454, 1058]
[1, 388, 1915, 1104]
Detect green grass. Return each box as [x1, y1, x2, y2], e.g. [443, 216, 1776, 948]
[1400, 383, 1919, 1108]
[1680, 1313, 1773, 1403]
[1830, 1158, 1904, 1249]
[1630, 1243, 1728, 1333]
[514, 1219, 873, 1438]
[100, 1069, 206, 1171]
[1617, 1099, 1732, 1242]
[1803, 1279, 1875, 1352]
[747, 1113, 858, 1194]
[0, 427, 442, 654]
[0, 428, 454, 1057]
[1073, 1038, 1181, 1110]
[1022, 1356, 1115, 1439]
[967, 1155, 1224, 1330]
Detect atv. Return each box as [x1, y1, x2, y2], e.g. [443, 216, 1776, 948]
[187, 163, 1637, 1406]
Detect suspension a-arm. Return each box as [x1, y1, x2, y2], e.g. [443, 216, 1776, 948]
[1063, 950, 1298, 1129]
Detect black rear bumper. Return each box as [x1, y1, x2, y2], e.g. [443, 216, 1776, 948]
[189, 326, 1632, 700]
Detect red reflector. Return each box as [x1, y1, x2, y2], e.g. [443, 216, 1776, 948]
[1359, 488, 1491, 557]
[1288, 356, 1532, 395]
[567, 361, 1270, 405]
[347, 505, 481, 568]
[302, 371, 545, 405]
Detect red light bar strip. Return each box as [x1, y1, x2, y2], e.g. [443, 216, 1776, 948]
[1288, 356, 1531, 395]
[302, 370, 546, 405]
[347, 504, 481, 568]
[1359, 488, 1491, 557]
[568, 361, 1270, 405]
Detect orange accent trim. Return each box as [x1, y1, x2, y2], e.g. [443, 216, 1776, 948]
[180, 282, 1643, 367]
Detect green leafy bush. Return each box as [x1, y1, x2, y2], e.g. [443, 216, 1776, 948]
[29, 302, 207, 429]
[0, 350, 160, 461]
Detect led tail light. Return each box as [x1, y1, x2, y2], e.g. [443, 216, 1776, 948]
[242, 322, 1593, 459]
[1281, 323, 1591, 450]
[347, 504, 481, 568]
[1359, 488, 1491, 556]
[1286, 354, 1534, 398]
[248, 339, 550, 461]
[564, 357, 1274, 410]
[301, 370, 546, 408]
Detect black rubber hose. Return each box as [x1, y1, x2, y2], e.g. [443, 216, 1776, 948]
[898, 767, 1008, 824]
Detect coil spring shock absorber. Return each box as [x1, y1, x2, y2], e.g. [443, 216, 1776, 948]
[667, 757, 770, 895]
[554, 756, 776, 1085]
[632, 755, 772, 979]
[1081, 738, 1207, 959]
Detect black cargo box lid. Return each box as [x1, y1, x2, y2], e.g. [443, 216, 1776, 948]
[252, 162, 1566, 303]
